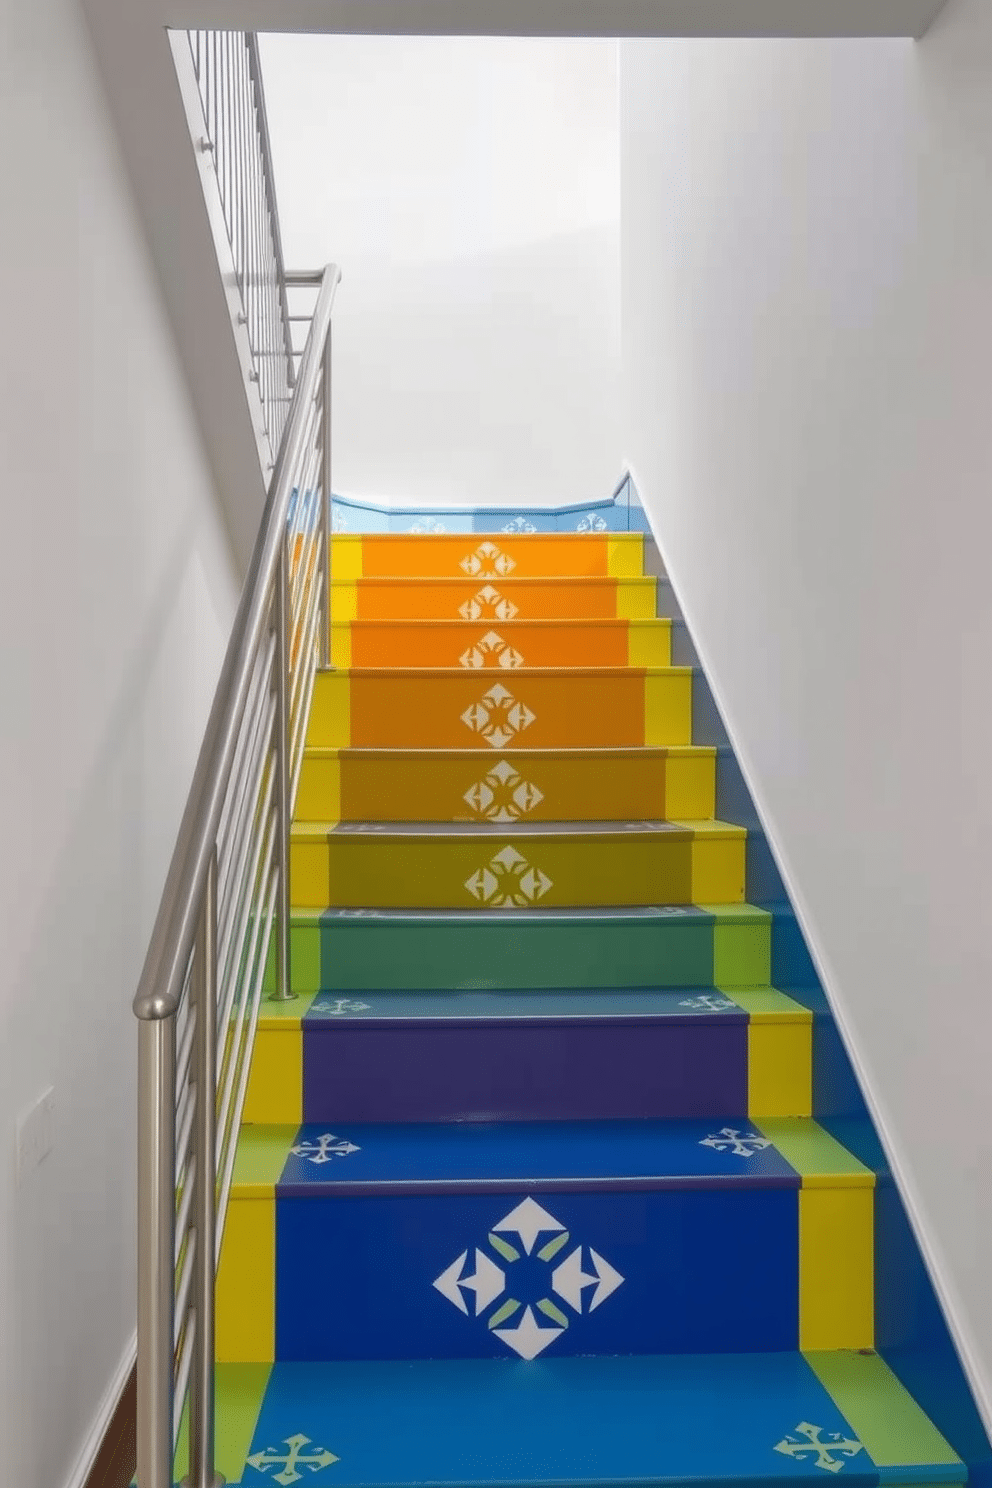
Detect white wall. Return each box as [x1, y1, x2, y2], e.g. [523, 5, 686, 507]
[621, 2, 992, 1422]
[259, 35, 621, 508]
[0, 1, 240, 1483]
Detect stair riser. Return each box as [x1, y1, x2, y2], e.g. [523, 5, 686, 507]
[300, 1022, 749, 1123]
[296, 749, 716, 824]
[308, 669, 692, 749]
[274, 1187, 801, 1360]
[331, 577, 658, 621]
[290, 833, 746, 910]
[329, 620, 670, 669]
[266, 911, 773, 993]
[332, 532, 644, 580]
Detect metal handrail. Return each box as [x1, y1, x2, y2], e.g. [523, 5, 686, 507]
[134, 263, 340, 1488]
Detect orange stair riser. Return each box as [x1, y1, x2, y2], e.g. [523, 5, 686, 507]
[332, 578, 656, 621]
[308, 670, 693, 749]
[331, 621, 670, 669]
[334, 533, 642, 579]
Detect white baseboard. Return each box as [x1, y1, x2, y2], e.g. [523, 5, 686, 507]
[63, 1331, 137, 1488]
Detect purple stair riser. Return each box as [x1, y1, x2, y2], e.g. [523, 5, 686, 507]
[302, 1021, 748, 1123]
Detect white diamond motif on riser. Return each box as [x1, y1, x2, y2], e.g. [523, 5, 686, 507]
[465, 845, 553, 907]
[433, 1198, 625, 1360]
[459, 631, 525, 670]
[463, 759, 544, 823]
[460, 684, 536, 750]
[460, 542, 517, 578]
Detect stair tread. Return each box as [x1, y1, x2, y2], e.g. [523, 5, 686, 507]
[296, 819, 745, 839]
[301, 902, 769, 922]
[298, 987, 805, 1025]
[235, 1117, 870, 1194]
[304, 744, 716, 758]
[196, 1353, 964, 1488]
[331, 574, 659, 586]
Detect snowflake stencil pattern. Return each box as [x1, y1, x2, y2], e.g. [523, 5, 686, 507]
[465, 845, 553, 907]
[698, 1127, 772, 1158]
[774, 1423, 865, 1474]
[460, 683, 536, 749]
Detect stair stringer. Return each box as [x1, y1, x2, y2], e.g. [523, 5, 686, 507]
[636, 475, 992, 1484]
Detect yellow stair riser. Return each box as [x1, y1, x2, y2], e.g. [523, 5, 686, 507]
[330, 577, 659, 622]
[329, 619, 671, 669]
[289, 830, 746, 910]
[307, 669, 693, 750]
[800, 1186, 875, 1350]
[331, 532, 644, 580]
[295, 748, 716, 824]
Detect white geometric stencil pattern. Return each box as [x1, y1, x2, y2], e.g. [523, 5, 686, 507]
[698, 1127, 772, 1158]
[501, 517, 537, 533]
[576, 514, 608, 532]
[290, 1133, 361, 1163]
[460, 683, 536, 749]
[459, 630, 525, 670]
[433, 1197, 625, 1360]
[465, 845, 553, 907]
[774, 1423, 865, 1474]
[409, 517, 447, 533]
[459, 541, 517, 578]
[463, 759, 544, 824]
[459, 585, 519, 621]
[679, 994, 736, 1012]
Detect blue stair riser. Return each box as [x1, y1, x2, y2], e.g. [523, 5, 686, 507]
[274, 1187, 798, 1361]
[302, 1019, 748, 1123]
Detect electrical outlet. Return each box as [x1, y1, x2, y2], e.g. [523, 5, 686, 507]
[16, 1087, 55, 1187]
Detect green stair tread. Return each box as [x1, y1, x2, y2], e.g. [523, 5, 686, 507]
[806, 1350, 964, 1474]
[758, 1117, 873, 1184]
[233, 1124, 294, 1190]
[174, 1364, 272, 1484]
[719, 987, 811, 1019]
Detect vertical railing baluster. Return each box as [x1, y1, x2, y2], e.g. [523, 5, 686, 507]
[187, 854, 220, 1487]
[320, 327, 333, 670]
[137, 1017, 177, 1488]
[272, 545, 293, 1003]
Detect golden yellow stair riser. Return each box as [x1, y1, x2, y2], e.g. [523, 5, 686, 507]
[289, 825, 746, 910]
[306, 668, 693, 750]
[216, 1195, 274, 1363]
[329, 577, 660, 623]
[295, 747, 716, 824]
[328, 619, 671, 670]
[330, 532, 644, 581]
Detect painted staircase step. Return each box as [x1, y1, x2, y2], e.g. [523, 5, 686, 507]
[296, 746, 716, 824]
[331, 530, 644, 580]
[331, 574, 659, 621]
[266, 903, 773, 993]
[245, 987, 812, 1127]
[290, 819, 746, 910]
[329, 617, 671, 668]
[220, 1119, 874, 1360]
[178, 1353, 965, 1488]
[307, 667, 693, 748]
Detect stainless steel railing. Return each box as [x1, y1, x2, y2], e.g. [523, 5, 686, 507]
[133, 264, 339, 1488]
[184, 31, 296, 457]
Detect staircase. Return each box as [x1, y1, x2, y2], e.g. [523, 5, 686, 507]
[181, 519, 967, 1487]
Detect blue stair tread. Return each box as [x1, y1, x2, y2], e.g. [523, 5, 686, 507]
[277, 1118, 798, 1194]
[305, 987, 747, 1024]
[210, 1353, 965, 1487]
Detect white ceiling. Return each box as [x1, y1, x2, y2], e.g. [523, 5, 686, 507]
[160, 0, 951, 38]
